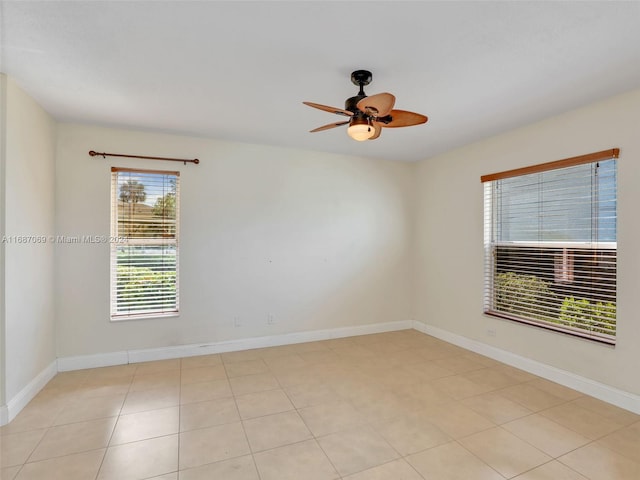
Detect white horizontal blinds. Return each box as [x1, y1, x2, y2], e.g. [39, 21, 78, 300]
[110, 168, 180, 318]
[483, 150, 617, 343]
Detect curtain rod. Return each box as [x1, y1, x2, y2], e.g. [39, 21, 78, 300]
[89, 150, 199, 165]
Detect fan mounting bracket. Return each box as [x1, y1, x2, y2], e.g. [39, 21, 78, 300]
[351, 70, 372, 87]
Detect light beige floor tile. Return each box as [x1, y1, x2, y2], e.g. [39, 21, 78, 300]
[298, 401, 366, 436]
[499, 383, 566, 412]
[422, 402, 495, 438]
[502, 414, 591, 457]
[596, 420, 640, 462]
[229, 372, 280, 396]
[559, 442, 640, 480]
[407, 441, 504, 480]
[462, 352, 501, 367]
[42, 372, 89, 390]
[180, 379, 232, 404]
[53, 393, 125, 425]
[350, 391, 406, 422]
[179, 397, 239, 431]
[463, 367, 523, 390]
[1, 403, 62, 434]
[110, 407, 179, 445]
[292, 340, 332, 353]
[540, 402, 625, 439]
[134, 359, 181, 375]
[221, 349, 264, 364]
[430, 374, 495, 400]
[263, 354, 308, 371]
[1, 429, 47, 467]
[433, 355, 486, 374]
[97, 434, 178, 480]
[1, 465, 21, 480]
[178, 422, 249, 470]
[332, 345, 377, 361]
[394, 381, 455, 407]
[30, 417, 116, 461]
[271, 366, 321, 388]
[284, 382, 339, 408]
[243, 410, 312, 452]
[179, 454, 259, 480]
[181, 354, 222, 369]
[129, 371, 181, 392]
[81, 375, 133, 398]
[526, 379, 583, 401]
[224, 359, 269, 378]
[235, 389, 294, 420]
[121, 386, 180, 414]
[569, 396, 640, 426]
[317, 425, 399, 476]
[462, 391, 533, 424]
[180, 365, 227, 385]
[253, 439, 339, 480]
[373, 413, 450, 455]
[494, 365, 539, 383]
[459, 427, 552, 478]
[16, 448, 105, 480]
[342, 458, 424, 480]
[146, 474, 177, 480]
[298, 350, 340, 365]
[513, 460, 589, 480]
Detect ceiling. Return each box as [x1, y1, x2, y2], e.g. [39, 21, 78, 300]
[2, 1, 640, 162]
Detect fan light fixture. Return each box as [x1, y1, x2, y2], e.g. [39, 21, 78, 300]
[347, 117, 375, 141]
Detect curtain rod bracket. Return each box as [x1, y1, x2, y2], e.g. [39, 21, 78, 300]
[89, 150, 199, 165]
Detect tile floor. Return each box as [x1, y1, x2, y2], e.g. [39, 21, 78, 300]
[1, 330, 639, 479]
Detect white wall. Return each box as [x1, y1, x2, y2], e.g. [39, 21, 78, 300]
[2, 77, 57, 402]
[0, 75, 7, 410]
[414, 87, 640, 397]
[55, 124, 414, 357]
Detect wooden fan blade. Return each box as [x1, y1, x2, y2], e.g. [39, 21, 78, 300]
[303, 101, 353, 117]
[357, 92, 395, 117]
[368, 121, 382, 140]
[379, 109, 428, 128]
[310, 120, 349, 133]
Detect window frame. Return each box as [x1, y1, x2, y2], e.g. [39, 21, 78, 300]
[481, 149, 618, 344]
[110, 167, 180, 321]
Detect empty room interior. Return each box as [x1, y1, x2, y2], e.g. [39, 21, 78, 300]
[1, 2, 640, 480]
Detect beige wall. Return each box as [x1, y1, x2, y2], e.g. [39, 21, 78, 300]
[414, 87, 640, 396]
[55, 124, 415, 357]
[2, 77, 57, 401]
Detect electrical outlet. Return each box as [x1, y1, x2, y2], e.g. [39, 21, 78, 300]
[486, 328, 497, 337]
[233, 316, 241, 328]
[267, 314, 275, 325]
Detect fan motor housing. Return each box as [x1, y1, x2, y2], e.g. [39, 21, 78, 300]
[345, 95, 367, 116]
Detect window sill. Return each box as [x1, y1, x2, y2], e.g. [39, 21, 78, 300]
[110, 312, 180, 322]
[483, 311, 616, 346]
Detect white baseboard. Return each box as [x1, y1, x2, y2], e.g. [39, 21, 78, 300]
[1, 360, 58, 425]
[59, 320, 414, 370]
[414, 321, 640, 415]
[57, 350, 129, 372]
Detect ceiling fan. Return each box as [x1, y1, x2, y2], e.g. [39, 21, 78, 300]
[303, 70, 428, 141]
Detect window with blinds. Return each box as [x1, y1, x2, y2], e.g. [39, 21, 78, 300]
[110, 167, 180, 319]
[482, 149, 618, 344]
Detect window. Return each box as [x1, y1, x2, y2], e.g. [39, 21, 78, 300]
[111, 167, 180, 319]
[482, 149, 618, 344]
